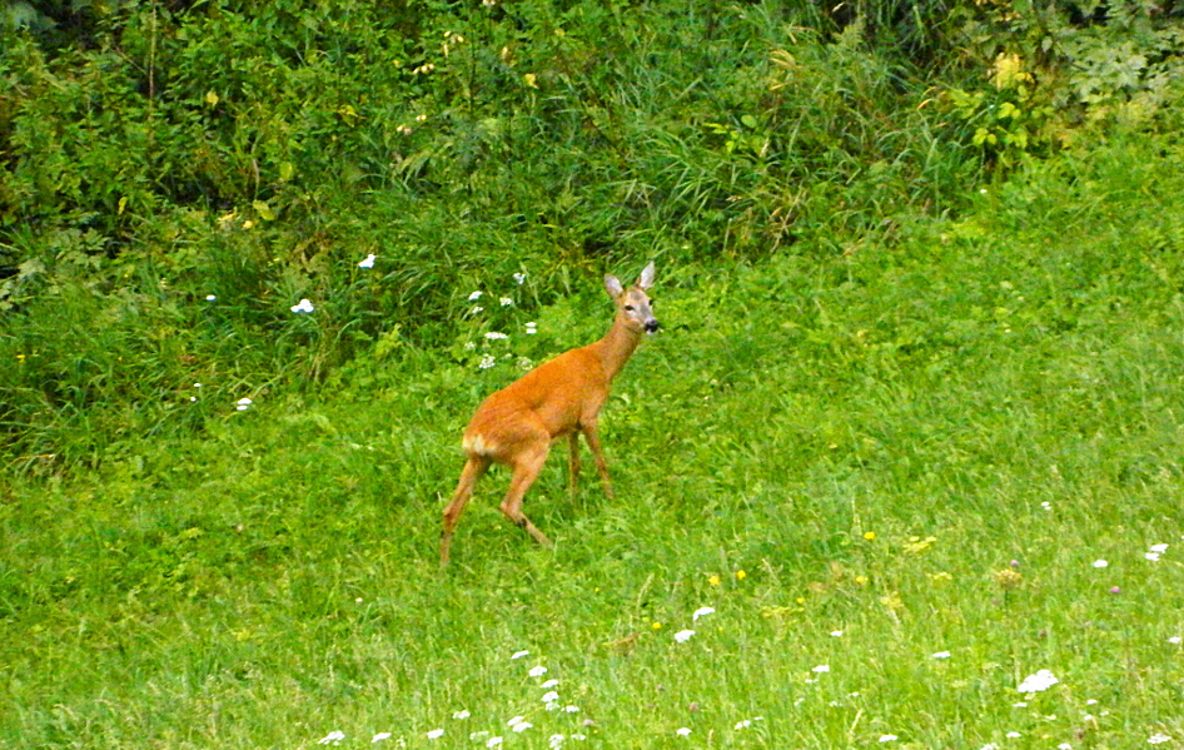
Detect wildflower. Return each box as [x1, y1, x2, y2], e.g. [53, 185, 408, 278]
[735, 720, 751, 730]
[542, 679, 559, 688]
[549, 735, 565, 749]
[479, 354, 496, 369]
[500, 297, 513, 307]
[318, 730, 346, 744]
[1110, 586, 1122, 594]
[483, 0, 497, 6]
[1013, 702, 1027, 707]
[812, 665, 830, 673]
[507, 717, 526, 728]
[511, 650, 529, 660]
[453, 709, 471, 720]
[904, 536, 937, 554]
[674, 629, 695, 643]
[1169, 637, 1182, 644]
[981, 744, 998, 750]
[1017, 669, 1059, 693]
[994, 568, 1023, 590]
[932, 651, 951, 659]
[486, 737, 503, 748]
[1041, 501, 1051, 511]
[205, 294, 217, 301]
[396, 125, 413, 135]
[879, 735, 898, 742]
[417, 113, 429, 122]
[1093, 559, 1108, 568]
[831, 630, 844, 637]
[652, 622, 663, 630]
[525, 321, 537, 334]
[564, 706, 579, 713]
[425, 729, 443, 740]
[291, 298, 315, 313]
[708, 575, 721, 587]
[469, 291, 484, 301]
[1058, 744, 1072, 750]
[1151, 543, 1169, 553]
[1006, 732, 1021, 738]
[736, 570, 747, 580]
[692, 606, 715, 621]
[677, 727, 691, 737]
[1149, 733, 1172, 745]
[1145, 552, 1161, 562]
[855, 575, 869, 585]
[542, 691, 559, 703]
[485, 331, 509, 341]
[236, 397, 252, 411]
[513, 272, 527, 285]
[864, 531, 876, 540]
[1085, 700, 1098, 706]
[359, 253, 376, 268]
[513, 722, 532, 733]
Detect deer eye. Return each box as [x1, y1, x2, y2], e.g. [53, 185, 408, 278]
[624, 304, 635, 311]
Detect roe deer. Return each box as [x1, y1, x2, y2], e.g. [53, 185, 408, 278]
[440, 261, 658, 565]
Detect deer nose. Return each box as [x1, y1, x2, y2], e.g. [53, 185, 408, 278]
[645, 319, 660, 333]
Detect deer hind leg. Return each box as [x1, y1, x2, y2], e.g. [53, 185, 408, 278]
[581, 423, 614, 500]
[440, 455, 492, 566]
[567, 432, 581, 498]
[499, 441, 554, 548]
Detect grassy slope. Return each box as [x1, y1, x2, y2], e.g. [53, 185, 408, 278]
[3, 140, 1184, 748]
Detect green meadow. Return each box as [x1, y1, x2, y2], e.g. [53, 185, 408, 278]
[4, 1, 1184, 748]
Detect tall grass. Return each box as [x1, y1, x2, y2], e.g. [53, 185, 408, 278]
[3, 137, 1184, 748]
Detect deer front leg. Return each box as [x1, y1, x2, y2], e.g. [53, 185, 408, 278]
[581, 423, 614, 500]
[567, 432, 581, 498]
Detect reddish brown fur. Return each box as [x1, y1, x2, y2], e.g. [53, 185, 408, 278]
[440, 262, 657, 565]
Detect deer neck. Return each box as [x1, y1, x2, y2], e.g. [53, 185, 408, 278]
[593, 313, 642, 383]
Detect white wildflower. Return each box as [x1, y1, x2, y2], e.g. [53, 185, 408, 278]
[564, 706, 579, 714]
[673, 629, 695, 643]
[1146, 552, 1161, 562]
[932, 651, 951, 659]
[1149, 733, 1172, 745]
[1169, 637, 1182, 644]
[812, 665, 830, 673]
[676, 727, 691, 737]
[1006, 731, 1021, 738]
[374, 732, 393, 742]
[453, 709, 471, 720]
[425, 729, 442, 740]
[236, 397, 252, 411]
[468, 290, 483, 301]
[529, 665, 548, 677]
[1093, 559, 1108, 568]
[318, 730, 346, 744]
[291, 298, 314, 313]
[879, 735, 898, 742]
[830, 630, 844, 637]
[513, 272, 527, 285]
[692, 606, 715, 621]
[358, 253, 376, 268]
[541, 679, 559, 688]
[542, 691, 559, 703]
[512, 722, 532, 733]
[1150, 543, 1169, 553]
[1017, 669, 1058, 693]
[478, 354, 496, 369]
[486, 737, 502, 749]
[500, 297, 513, 307]
[485, 331, 509, 340]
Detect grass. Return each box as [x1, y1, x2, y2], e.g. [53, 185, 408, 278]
[4, 139, 1184, 749]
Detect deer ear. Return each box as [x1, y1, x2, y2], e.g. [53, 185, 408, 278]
[604, 274, 624, 298]
[636, 261, 655, 290]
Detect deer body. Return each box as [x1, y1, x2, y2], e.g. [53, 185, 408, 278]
[440, 262, 658, 565]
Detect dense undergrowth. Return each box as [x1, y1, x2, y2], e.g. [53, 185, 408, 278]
[3, 0, 1184, 469]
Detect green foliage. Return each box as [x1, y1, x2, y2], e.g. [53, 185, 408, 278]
[3, 136, 1184, 747]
